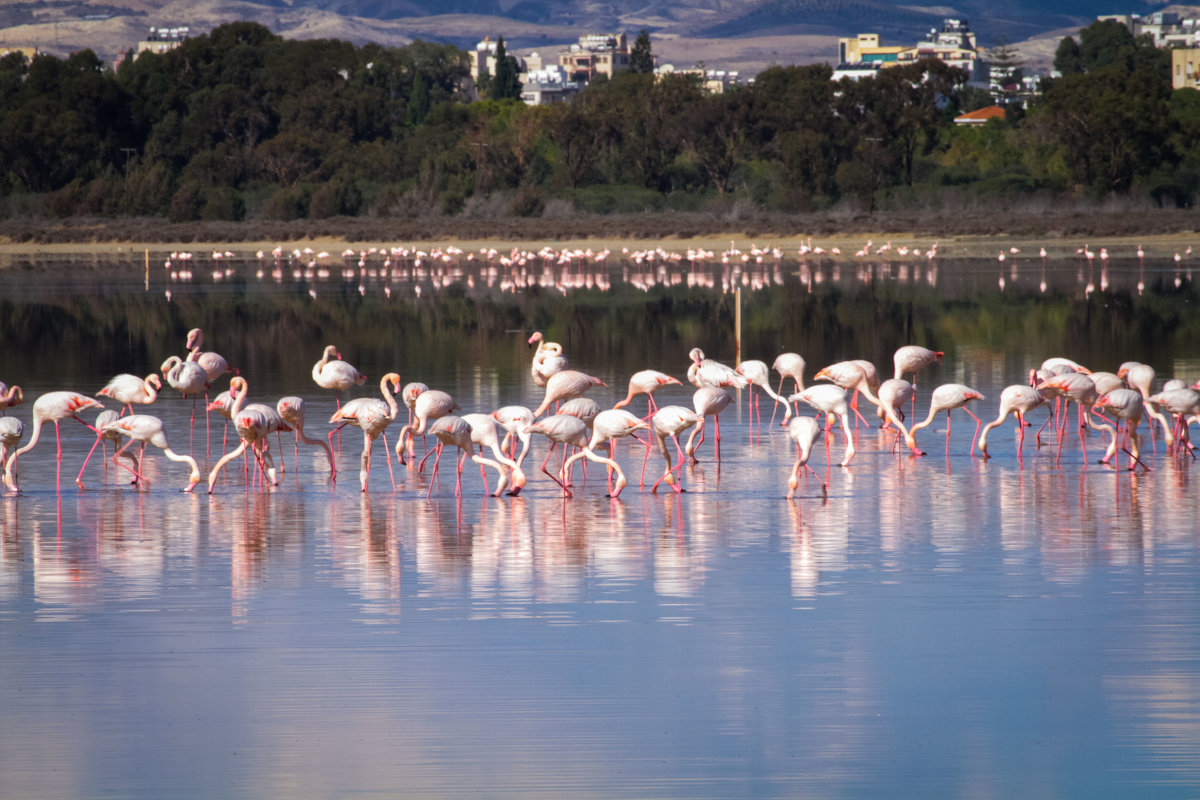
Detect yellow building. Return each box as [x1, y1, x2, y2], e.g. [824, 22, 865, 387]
[838, 34, 905, 66]
[0, 45, 38, 61]
[558, 33, 630, 82]
[1172, 48, 1200, 89]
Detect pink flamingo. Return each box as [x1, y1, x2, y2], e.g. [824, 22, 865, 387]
[528, 414, 592, 497]
[0, 382, 25, 415]
[207, 377, 282, 493]
[735, 360, 785, 425]
[1092, 389, 1145, 469]
[561, 408, 648, 498]
[101, 413, 202, 492]
[97, 372, 161, 416]
[684, 386, 733, 463]
[644, 405, 702, 493]
[771, 352, 806, 424]
[785, 416, 826, 498]
[461, 412, 526, 496]
[687, 347, 748, 390]
[424, 415, 512, 499]
[813, 361, 879, 428]
[893, 345, 943, 416]
[1147, 388, 1200, 455]
[492, 405, 535, 467]
[870, 379, 922, 455]
[4, 391, 105, 492]
[1036, 372, 1097, 461]
[614, 370, 682, 418]
[1119, 362, 1173, 447]
[789, 385, 857, 467]
[533, 370, 606, 417]
[0, 416, 23, 481]
[528, 332, 568, 387]
[330, 372, 402, 492]
[161, 355, 210, 449]
[76, 409, 138, 488]
[977, 385, 1047, 460]
[185, 328, 237, 381]
[910, 383, 985, 456]
[401, 382, 428, 428]
[312, 345, 366, 409]
[397, 389, 460, 466]
[276, 396, 335, 479]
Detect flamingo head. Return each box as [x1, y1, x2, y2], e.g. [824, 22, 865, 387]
[160, 355, 181, 375]
[527, 331, 543, 348]
[509, 467, 527, 494]
[147, 374, 163, 391]
[1116, 362, 1139, 380]
[688, 347, 704, 364]
[813, 367, 834, 383]
[185, 328, 202, 350]
[228, 376, 248, 400]
[659, 375, 682, 387]
[382, 372, 402, 395]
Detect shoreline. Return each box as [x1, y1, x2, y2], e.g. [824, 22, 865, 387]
[1, 209, 1199, 259]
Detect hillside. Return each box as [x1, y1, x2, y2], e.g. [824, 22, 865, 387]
[0, 0, 1178, 75]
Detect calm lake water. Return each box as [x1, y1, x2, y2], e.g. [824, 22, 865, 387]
[1, 243, 1199, 798]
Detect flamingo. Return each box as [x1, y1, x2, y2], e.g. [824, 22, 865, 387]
[558, 409, 648, 498]
[814, 361, 879, 428]
[909, 383, 985, 456]
[276, 396, 335, 479]
[528, 414, 592, 496]
[684, 386, 733, 463]
[1119, 362, 1173, 447]
[161, 355, 210, 448]
[1036, 372, 1098, 460]
[207, 377, 282, 493]
[329, 372, 402, 492]
[0, 416, 23, 480]
[3, 391, 105, 492]
[532, 370, 606, 417]
[396, 389, 460, 466]
[735, 360, 785, 424]
[528, 332, 569, 387]
[871, 379, 922, 455]
[207, 390, 235, 449]
[613, 370, 682, 418]
[1042, 357, 1091, 375]
[97, 372, 161, 416]
[785, 416, 826, 498]
[401, 382, 428, 428]
[101, 414, 202, 491]
[644, 405, 703, 493]
[1092, 389, 1144, 469]
[789, 385, 856, 467]
[492, 405, 535, 467]
[424, 415, 509, 499]
[185, 328, 236, 381]
[312, 345, 366, 409]
[977, 385, 1047, 460]
[1147, 388, 1200, 455]
[461, 412, 526, 496]
[893, 346, 943, 383]
[687, 348, 748, 390]
[76, 409, 139, 488]
[771, 352, 806, 424]
[0, 382, 25, 415]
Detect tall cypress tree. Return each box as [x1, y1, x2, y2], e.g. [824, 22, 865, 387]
[492, 36, 522, 100]
[406, 70, 430, 125]
[630, 29, 654, 73]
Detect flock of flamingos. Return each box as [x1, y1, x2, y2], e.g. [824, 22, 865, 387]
[0, 327, 1198, 500]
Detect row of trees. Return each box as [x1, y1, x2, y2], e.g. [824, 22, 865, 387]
[0, 19, 1195, 222]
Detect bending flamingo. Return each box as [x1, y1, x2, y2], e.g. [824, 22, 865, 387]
[771, 352, 806, 425]
[735, 360, 785, 425]
[101, 414, 202, 492]
[786, 416, 826, 498]
[207, 377, 283, 493]
[909, 383, 986, 456]
[461, 412, 526, 496]
[561, 408, 648, 498]
[0, 382, 25, 415]
[76, 409, 139, 488]
[789, 385, 857, 467]
[276, 396, 335, 479]
[4, 391, 105, 493]
[684, 386, 733, 463]
[977, 385, 1047, 460]
[644, 405, 703, 493]
[396, 389, 460, 466]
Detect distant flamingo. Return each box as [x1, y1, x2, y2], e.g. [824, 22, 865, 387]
[614, 369, 682, 418]
[276, 396, 335, 479]
[644, 405, 703, 493]
[0, 382, 24, 415]
[532, 370, 606, 417]
[785, 416, 826, 498]
[561, 408, 648, 498]
[908, 383, 985, 456]
[977, 385, 1047, 460]
[4, 391, 105, 492]
[101, 413, 202, 492]
[330, 372, 402, 492]
[97, 372, 161, 416]
[789, 385, 857, 466]
[312, 345, 366, 409]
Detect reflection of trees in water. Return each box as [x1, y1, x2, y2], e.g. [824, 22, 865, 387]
[1, 260, 1197, 395]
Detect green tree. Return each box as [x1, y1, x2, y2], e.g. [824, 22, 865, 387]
[630, 30, 654, 74]
[491, 37, 521, 100]
[407, 70, 431, 125]
[1054, 36, 1083, 75]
